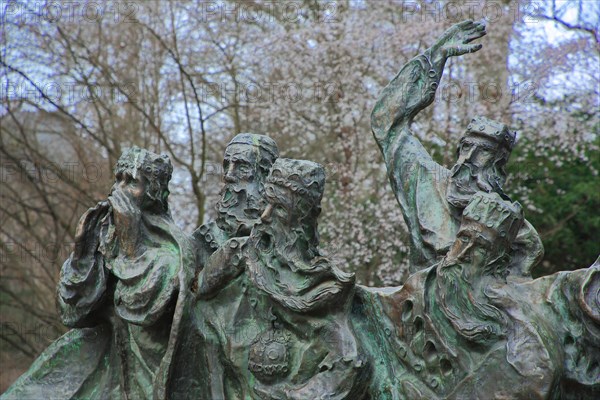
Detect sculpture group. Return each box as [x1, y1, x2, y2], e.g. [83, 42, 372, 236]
[3, 20, 598, 400]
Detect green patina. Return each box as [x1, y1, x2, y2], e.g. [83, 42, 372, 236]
[2, 22, 599, 400]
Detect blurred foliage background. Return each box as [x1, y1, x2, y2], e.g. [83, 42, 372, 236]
[1, 0, 598, 390]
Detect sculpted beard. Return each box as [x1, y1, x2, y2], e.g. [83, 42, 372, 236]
[447, 162, 504, 208]
[436, 261, 508, 344]
[249, 215, 353, 313]
[252, 219, 303, 263]
[216, 182, 262, 236]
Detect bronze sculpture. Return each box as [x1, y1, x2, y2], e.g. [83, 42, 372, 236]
[3, 20, 598, 400]
[355, 191, 599, 398]
[371, 20, 543, 276]
[193, 133, 279, 268]
[166, 133, 280, 399]
[189, 158, 369, 399]
[3, 147, 195, 399]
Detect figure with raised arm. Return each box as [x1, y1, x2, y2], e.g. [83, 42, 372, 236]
[371, 20, 543, 275]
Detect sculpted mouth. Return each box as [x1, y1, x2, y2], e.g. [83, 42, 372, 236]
[218, 188, 241, 208]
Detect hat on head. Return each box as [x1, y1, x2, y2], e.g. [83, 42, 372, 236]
[227, 133, 279, 165]
[463, 191, 523, 244]
[266, 158, 325, 207]
[114, 146, 172, 187]
[463, 116, 516, 151]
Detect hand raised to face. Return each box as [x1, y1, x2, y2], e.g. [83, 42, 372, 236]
[108, 171, 145, 257]
[73, 200, 110, 261]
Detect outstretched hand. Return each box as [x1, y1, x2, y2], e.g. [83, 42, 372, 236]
[436, 20, 486, 58]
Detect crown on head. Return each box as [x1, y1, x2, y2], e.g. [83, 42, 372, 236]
[463, 191, 523, 243]
[114, 146, 172, 187]
[464, 116, 516, 151]
[266, 158, 325, 206]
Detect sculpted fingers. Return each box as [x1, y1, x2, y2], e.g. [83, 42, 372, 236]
[108, 190, 125, 213]
[466, 29, 486, 42]
[464, 24, 487, 43]
[110, 189, 136, 214]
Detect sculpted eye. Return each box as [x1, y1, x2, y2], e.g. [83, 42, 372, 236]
[265, 186, 275, 197]
[274, 205, 288, 217]
[460, 235, 469, 243]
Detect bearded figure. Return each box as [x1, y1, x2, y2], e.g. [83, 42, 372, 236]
[3, 147, 195, 400]
[165, 134, 278, 400]
[245, 158, 355, 313]
[193, 133, 278, 270]
[371, 20, 543, 275]
[187, 159, 370, 400]
[354, 191, 599, 399]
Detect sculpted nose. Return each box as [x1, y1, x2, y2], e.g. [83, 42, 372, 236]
[461, 147, 476, 164]
[455, 241, 474, 262]
[446, 239, 474, 265]
[260, 203, 274, 223]
[224, 163, 236, 183]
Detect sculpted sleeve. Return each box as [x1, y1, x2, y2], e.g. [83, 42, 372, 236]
[109, 247, 180, 327]
[195, 237, 246, 299]
[371, 51, 453, 268]
[57, 205, 109, 328]
[510, 219, 544, 277]
[107, 215, 185, 327]
[371, 51, 438, 146]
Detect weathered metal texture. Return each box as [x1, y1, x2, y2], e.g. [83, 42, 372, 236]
[2, 147, 196, 400]
[353, 193, 599, 399]
[370, 20, 543, 276]
[192, 133, 279, 269]
[3, 21, 600, 400]
[176, 158, 371, 399]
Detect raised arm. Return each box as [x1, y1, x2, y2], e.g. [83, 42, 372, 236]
[371, 20, 486, 151]
[57, 202, 110, 327]
[370, 21, 486, 268]
[194, 237, 246, 299]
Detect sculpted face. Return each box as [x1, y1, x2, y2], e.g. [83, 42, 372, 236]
[223, 144, 258, 183]
[216, 143, 264, 236]
[445, 220, 499, 269]
[260, 183, 294, 225]
[456, 137, 496, 169]
[447, 137, 506, 209]
[255, 183, 298, 254]
[111, 168, 150, 210]
[437, 219, 510, 343]
[110, 147, 172, 214]
[246, 159, 354, 317]
[115, 169, 146, 201]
